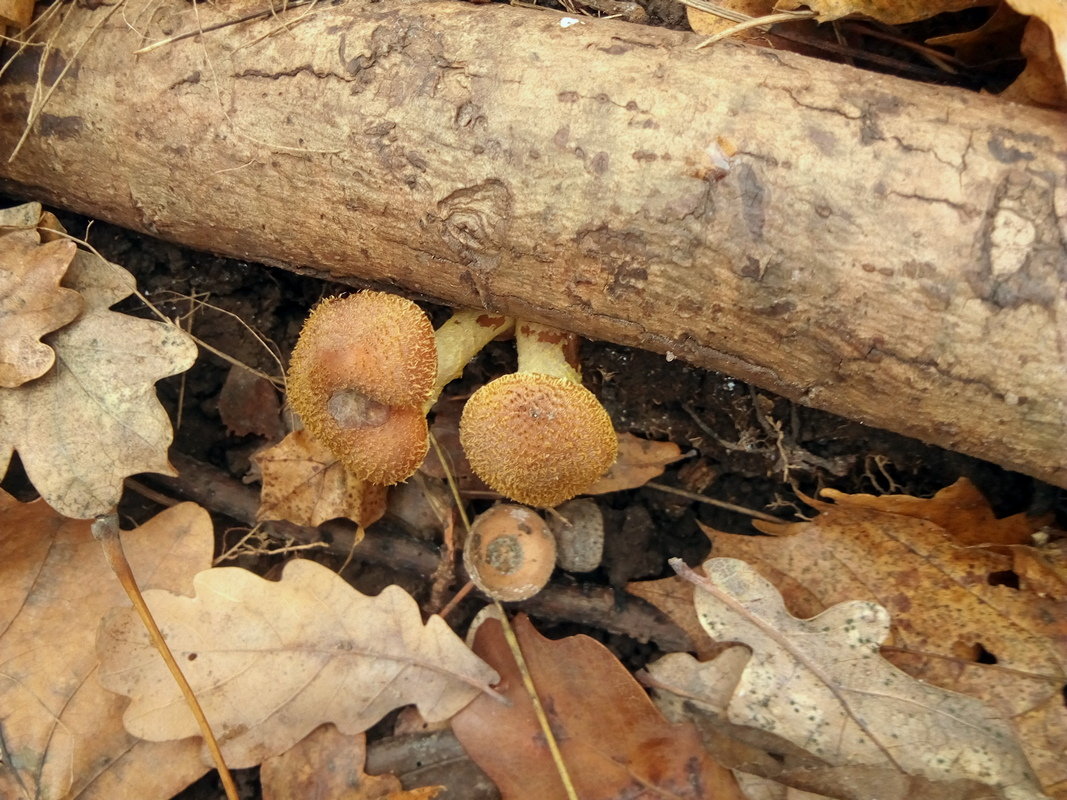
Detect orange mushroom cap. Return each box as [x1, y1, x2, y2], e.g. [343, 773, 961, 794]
[287, 291, 436, 484]
[459, 372, 618, 507]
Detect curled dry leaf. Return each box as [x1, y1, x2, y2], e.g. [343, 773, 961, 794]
[702, 484, 1067, 795]
[0, 228, 83, 387]
[98, 559, 499, 767]
[254, 429, 388, 527]
[451, 613, 744, 800]
[653, 558, 1046, 800]
[0, 492, 212, 800]
[818, 478, 1048, 546]
[0, 248, 197, 518]
[584, 432, 685, 495]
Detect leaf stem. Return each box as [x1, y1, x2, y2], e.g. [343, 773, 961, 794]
[92, 512, 240, 800]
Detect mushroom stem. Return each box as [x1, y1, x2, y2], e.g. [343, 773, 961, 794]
[431, 310, 515, 404]
[514, 320, 581, 383]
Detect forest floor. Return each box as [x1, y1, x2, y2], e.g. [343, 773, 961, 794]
[2, 210, 1054, 798]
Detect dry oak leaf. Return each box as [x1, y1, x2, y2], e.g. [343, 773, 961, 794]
[254, 429, 388, 527]
[0, 228, 83, 387]
[702, 486, 1067, 796]
[0, 493, 212, 800]
[98, 558, 499, 768]
[451, 613, 745, 800]
[260, 724, 410, 800]
[817, 478, 1048, 546]
[0, 249, 197, 518]
[655, 558, 1047, 800]
[584, 432, 686, 494]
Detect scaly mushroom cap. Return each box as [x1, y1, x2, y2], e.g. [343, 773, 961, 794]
[287, 291, 435, 484]
[463, 504, 556, 601]
[459, 373, 618, 507]
[289, 292, 436, 408]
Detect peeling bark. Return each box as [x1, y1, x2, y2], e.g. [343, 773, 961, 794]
[0, 0, 1064, 486]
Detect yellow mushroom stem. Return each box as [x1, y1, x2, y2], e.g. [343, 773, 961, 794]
[430, 310, 515, 407]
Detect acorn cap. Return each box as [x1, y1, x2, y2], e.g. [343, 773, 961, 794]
[459, 373, 618, 507]
[463, 504, 556, 602]
[287, 291, 435, 484]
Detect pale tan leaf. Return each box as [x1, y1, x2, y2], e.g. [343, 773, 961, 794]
[0, 229, 83, 387]
[0, 200, 44, 229]
[585, 432, 685, 494]
[254, 429, 387, 527]
[0, 493, 212, 800]
[1000, 16, 1067, 109]
[98, 559, 499, 767]
[0, 248, 197, 518]
[260, 724, 403, 800]
[656, 558, 1046, 800]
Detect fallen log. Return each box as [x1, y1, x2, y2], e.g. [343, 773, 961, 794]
[0, 0, 1064, 487]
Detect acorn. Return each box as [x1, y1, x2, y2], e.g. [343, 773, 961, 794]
[463, 504, 556, 602]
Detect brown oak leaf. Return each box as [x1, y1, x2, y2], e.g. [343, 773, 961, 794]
[0, 228, 83, 387]
[452, 613, 743, 800]
[0, 248, 197, 518]
[253, 429, 388, 527]
[0, 492, 212, 800]
[98, 559, 499, 767]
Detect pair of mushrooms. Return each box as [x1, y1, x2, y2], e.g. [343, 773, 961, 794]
[287, 291, 618, 601]
[287, 290, 618, 508]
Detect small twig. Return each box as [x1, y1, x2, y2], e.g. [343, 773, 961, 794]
[438, 579, 475, 619]
[91, 512, 240, 800]
[694, 9, 816, 49]
[645, 481, 784, 524]
[132, 0, 318, 53]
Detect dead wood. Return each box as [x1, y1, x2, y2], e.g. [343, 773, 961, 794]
[0, 0, 1064, 486]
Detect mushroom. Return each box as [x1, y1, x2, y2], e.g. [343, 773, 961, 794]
[287, 291, 436, 485]
[459, 320, 617, 507]
[463, 504, 556, 601]
[287, 291, 513, 485]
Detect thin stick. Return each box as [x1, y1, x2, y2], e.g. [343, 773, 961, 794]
[132, 0, 317, 53]
[91, 512, 240, 800]
[694, 9, 816, 49]
[645, 481, 785, 524]
[496, 607, 579, 800]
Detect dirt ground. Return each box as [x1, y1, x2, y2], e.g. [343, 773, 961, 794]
[4, 206, 1064, 799]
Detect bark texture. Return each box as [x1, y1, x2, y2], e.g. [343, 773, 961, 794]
[0, 0, 1065, 486]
